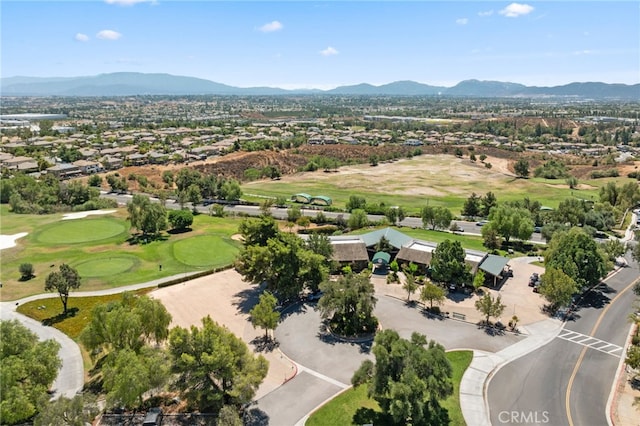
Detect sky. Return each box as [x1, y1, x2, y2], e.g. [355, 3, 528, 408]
[1, 1, 639, 89]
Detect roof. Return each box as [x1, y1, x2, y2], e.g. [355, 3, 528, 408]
[479, 254, 510, 277]
[310, 195, 332, 204]
[331, 241, 369, 262]
[372, 251, 391, 265]
[360, 227, 413, 249]
[292, 193, 312, 202]
[396, 241, 437, 265]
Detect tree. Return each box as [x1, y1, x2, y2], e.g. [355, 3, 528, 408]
[102, 347, 169, 409]
[287, 205, 302, 223]
[44, 264, 81, 314]
[482, 226, 501, 250]
[544, 227, 608, 289]
[296, 215, 311, 230]
[237, 231, 328, 299]
[487, 204, 534, 243]
[139, 203, 168, 237]
[474, 293, 506, 326]
[217, 405, 243, 426]
[186, 183, 202, 212]
[385, 206, 405, 226]
[19, 263, 34, 281]
[430, 240, 471, 287]
[599, 239, 627, 262]
[473, 270, 486, 291]
[174, 168, 202, 193]
[34, 394, 99, 426]
[481, 191, 498, 217]
[238, 215, 279, 247]
[168, 209, 194, 231]
[539, 268, 579, 312]
[421, 206, 453, 230]
[566, 176, 578, 189]
[632, 243, 640, 267]
[249, 291, 280, 341]
[351, 330, 452, 425]
[168, 316, 268, 412]
[461, 193, 481, 218]
[419, 281, 446, 310]
[219, 179, 242, 201]
[0, 320, 61, 425]
[87, 174, 102, 187]
[402, 274, 418, 303]
[514, 158, 530, 178]
[346, 195, 367, 212]
[347, 208, 369, 230]
[318, 272, 378, 336]
[306, 233, 334, 260]
[80, 293, 172, 355]
[554, 198, 589, 227]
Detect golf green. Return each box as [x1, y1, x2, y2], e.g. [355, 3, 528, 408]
[173, 235, 239, 267]
[35, 218, 126, 244]
[74, 256, 138, 278]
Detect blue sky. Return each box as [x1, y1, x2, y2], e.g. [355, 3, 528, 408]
[2, 1, 639, 89]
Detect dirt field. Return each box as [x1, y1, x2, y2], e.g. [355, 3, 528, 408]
[150, 269, 297, 400]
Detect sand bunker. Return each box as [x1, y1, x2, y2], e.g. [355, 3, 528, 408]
[0, 232, 28, 251]
[61, 210, 117, 220]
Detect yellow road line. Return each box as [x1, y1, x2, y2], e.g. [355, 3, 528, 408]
[565, 278, 639, 426]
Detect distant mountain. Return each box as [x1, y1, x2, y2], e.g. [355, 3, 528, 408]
[1, 72, 638, 99]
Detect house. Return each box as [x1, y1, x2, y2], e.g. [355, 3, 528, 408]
[73, 159, 103, 174]
[46, 163, 81, 179]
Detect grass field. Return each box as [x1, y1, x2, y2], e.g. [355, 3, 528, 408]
[242, 154, 621, 215]
[306, 350, 473, 426]
[0, 209, 242, 301]
[16, 289, 150, 339]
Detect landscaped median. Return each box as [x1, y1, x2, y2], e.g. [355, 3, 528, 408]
[306, 350, 473, 426]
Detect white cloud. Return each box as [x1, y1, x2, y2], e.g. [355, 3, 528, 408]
[499, 3, 534, 18]
[456, 18, 468, 25]
[258, 21, 283, 33]
[320, 46, 339, 56]
[96, 30, 122, 40]
[104, 0, 155, 5]
[572, 50, 593, 56]
[74, 33, 89, 42]
[478, 10, 494, 17]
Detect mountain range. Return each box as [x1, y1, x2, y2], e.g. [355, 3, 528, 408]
[1, 72, 638, 99]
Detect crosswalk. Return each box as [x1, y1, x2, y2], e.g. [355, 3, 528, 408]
[557, 329, 624, 357]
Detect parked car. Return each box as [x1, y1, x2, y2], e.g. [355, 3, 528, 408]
[476, 220, 489, 226]
[143, 408, 162, 426]
[528, 273, 539, 286]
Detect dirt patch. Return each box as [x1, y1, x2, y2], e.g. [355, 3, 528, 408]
[150, 269, 297, 399]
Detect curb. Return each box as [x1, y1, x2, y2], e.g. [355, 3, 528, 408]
[607, 322, 637, 426]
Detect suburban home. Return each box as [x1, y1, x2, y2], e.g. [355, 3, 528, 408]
[46, 163, 81, 179]
[72, 159, 104, 174]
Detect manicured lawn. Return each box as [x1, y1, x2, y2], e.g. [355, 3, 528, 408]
[173, 235, 240, 268]
[16, 289, 150, 340]
[34, 218, 127, 244]
[441, 350, 474, 426]
[0, 210, 243, 301]
[306, 350, 473, 426]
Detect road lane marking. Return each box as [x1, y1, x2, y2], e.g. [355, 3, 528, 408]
[557, 329, 622, 357]
[565, 277, 639, 426]
[296, 364, 349, 389]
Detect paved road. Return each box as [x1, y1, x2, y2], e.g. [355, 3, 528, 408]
[0, 272, 201, 399]
[487, 253, 639, 426]
[101, 192, 545, 243]
[247, 293, 524, 426]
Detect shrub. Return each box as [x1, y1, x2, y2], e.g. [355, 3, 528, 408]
[19, 263, 34, 280]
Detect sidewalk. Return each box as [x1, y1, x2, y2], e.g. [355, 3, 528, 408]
[0, 271, 204, 399]
[459, 318, 565, 426]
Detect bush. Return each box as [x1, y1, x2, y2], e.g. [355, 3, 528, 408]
[590, 169, 619, 179]
[168, 209, 194, 231]
[19, 263, 34, 280]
